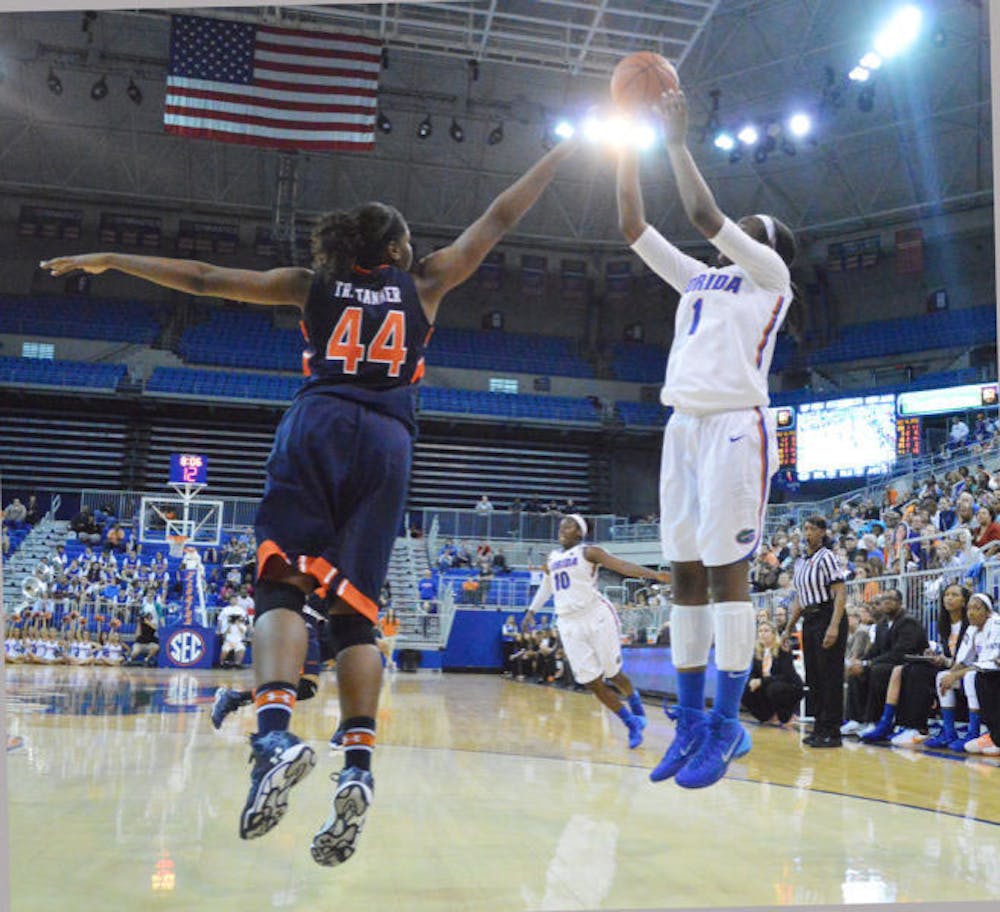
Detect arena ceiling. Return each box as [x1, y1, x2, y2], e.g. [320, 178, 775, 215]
[0, 0, 991, 253]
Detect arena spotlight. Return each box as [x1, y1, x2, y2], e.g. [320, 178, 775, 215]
[416, 114, 432, 139]
[713, 132, 735, 152]
[859, 51, 883, 71]
[126, 78, 142, 106]
[874, 5, 923, 60]
[90, 75, 108, 101]
[487, 122, 504, 146]
[787, 113, 812, 137]
[582, 116, 602, 143]
[848, 65, 870, 83]
[376, 110, 392, 134]
[46, 67, 63, 95]
[737, 124, 758, 145]
[449, 118, 465, 143]
[554, 120, 575, 140]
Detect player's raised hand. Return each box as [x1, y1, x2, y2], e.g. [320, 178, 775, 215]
[653, 89, 688, 147]
[39, 253, 111, 277]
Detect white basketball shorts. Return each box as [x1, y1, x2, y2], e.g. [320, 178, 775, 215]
[659, 406, 778, 567]
[557, 601, 624, 685]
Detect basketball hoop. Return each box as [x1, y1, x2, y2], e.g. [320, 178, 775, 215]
[168, 534, 189, 559]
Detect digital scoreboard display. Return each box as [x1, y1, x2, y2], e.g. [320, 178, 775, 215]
[895, 416, 921, 457]
[796, 395, 896, 480]
[771, 407, 797, 469]
[169, 453, 208, 486]
[897, 383, 999, 417]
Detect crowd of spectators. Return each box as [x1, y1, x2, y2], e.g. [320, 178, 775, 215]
[436, 539, 512, 606]
[748, 451, 1000, 753]
[500, 611, 579, 689]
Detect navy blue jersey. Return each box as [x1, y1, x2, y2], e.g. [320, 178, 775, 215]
[298, 265, 431, 434]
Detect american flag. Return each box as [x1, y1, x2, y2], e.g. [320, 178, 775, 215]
[165, 14, 380, 152]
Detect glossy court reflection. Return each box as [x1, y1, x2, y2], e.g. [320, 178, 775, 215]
[7, 667, 1000, 911]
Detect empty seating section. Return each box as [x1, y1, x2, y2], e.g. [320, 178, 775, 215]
[0, 356, 124, 391]
[0, 295, 160, 343]
[2, 412, 128, 490]
[616, 400, 671, 428]
[426, 327, 594, 377]
[179, 310, 303, 370]
[410, 439, 593, 510]
[147, 366, 303, 402]
[3, 526, 30, 565]
[419, 386, 600, 424]
[611, 342, 666, 383]
[145, 417, 277, 498]
[810, 305, 994, 365]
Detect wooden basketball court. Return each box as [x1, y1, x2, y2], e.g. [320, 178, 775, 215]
[7, 666, 1000, 910]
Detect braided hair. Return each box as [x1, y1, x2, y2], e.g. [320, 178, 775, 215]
[311, 202, 407, 283]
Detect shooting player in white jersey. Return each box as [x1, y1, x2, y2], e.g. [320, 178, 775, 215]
[527, 515, 669, 748]
[617, 90, 797, 789]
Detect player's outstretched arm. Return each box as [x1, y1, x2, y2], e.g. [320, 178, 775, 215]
[526, 569, 554, 614]
[616, 149, 647, 244]
[41, 253, 312, 309]
[656, 90, 725, 239]
[414, 138, 579, 321]
[583, 546, 669, 583]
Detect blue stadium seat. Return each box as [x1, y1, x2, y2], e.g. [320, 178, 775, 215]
[0, 356, 125, 391]
[0, 295, 161, 344]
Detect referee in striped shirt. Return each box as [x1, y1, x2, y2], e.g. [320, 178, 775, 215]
[781, 515, 847, 748]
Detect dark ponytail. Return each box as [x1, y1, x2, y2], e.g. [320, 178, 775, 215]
[311, 202, 407, 282]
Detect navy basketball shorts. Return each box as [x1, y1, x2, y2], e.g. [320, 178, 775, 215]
[254, 394, 412, 623]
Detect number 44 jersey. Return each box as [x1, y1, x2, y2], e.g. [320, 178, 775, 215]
[299, 265, 433, 435]
[546, 544, 610, 617]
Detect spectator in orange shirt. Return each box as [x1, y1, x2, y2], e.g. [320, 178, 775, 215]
[378, 609, 399, 672]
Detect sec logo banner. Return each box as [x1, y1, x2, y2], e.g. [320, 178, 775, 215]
[166, 629, 206, 667]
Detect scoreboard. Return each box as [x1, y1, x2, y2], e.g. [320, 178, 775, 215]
[170, 453, 208, 486]
[895, 417, 921, 457]
[773, 407, 797, 469]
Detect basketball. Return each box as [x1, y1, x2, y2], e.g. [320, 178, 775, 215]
[610, 52, 679, 110]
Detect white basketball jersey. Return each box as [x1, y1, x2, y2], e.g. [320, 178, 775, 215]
[974, 616, 1000, 669]
[631, 219, 791, 415]
[546, 544, 606, 616]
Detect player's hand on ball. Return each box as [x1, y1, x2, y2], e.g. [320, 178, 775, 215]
[39, 253, 111, 276]
[654, 89, 688, 147]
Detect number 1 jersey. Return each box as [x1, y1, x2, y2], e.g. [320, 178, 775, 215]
[630, 218, 792, 416]
[299, 265, 432, 434]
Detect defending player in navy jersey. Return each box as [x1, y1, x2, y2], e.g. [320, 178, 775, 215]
[527, 515, 669, 748]
[616, 90, 797, 789]
[42, 133, 578, 866]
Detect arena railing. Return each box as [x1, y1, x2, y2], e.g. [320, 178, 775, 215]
[410, 508, 620, 544]
[80, 489, 260, 532]
[751, 557, 997, 642]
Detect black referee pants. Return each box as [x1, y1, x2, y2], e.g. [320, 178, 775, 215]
[801, 605, 848, 738]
